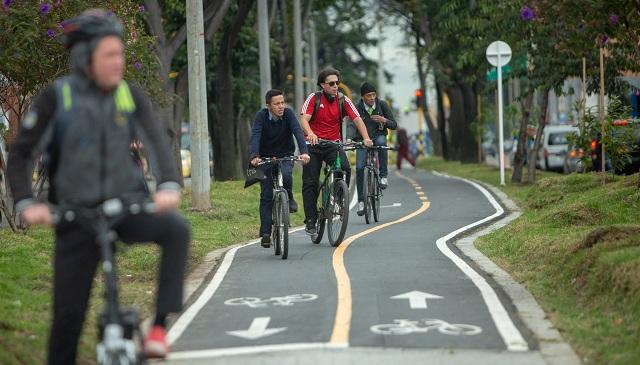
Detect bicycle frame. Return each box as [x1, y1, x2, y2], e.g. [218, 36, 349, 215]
[53, 197, 153, 365]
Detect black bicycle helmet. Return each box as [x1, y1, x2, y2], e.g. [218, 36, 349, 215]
[62, 9, 124, 49]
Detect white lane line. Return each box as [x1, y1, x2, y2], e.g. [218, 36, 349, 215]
[167, 227, 305, 344]
[432, 171, 529, 352]
[167, 342, 348, 360]
[380, 202, 402, 208]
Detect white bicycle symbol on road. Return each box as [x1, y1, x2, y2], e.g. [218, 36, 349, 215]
[370, 319, 482, 336]
[224, 294, 318, 308]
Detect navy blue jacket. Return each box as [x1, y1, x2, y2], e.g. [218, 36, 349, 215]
[249, 107, 308, 159]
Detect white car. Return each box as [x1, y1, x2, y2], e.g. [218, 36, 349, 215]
[537, 125, 579, 172]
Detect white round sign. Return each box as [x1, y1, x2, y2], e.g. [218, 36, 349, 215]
[486, 41, 512, 67]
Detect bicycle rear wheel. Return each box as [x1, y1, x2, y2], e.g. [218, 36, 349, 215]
[273, 191, 289, 259]
[312, 210, 325, 244]
[371, 171, 380, 222]
[327, 179, 349, 247]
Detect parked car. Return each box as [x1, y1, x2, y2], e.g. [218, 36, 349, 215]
[537, 125, 578, 172]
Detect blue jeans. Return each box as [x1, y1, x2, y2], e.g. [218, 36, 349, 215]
[259, 160, 293, 235]
[356, 134, 388, 202]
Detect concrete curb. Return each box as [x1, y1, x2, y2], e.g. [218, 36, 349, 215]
[449, 176, 582, 365]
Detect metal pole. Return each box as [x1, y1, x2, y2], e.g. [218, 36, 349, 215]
[293, 0, 303, 113]
[599, 48, 606, 175]
[186, 0, 211, 209]
[497, 56, 505, 186]
[309, 20, 318, 86]
[377, 23, 385, 100]
[258, 0, 272, 97]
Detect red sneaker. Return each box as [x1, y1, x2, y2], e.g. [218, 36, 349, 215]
[144, 325, 169, 359]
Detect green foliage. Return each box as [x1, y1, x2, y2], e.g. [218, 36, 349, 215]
[0, 1, 163, 116]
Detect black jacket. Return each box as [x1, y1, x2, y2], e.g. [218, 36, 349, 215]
[7, 74, 180, 210]
[348, 98, 397, 141]
[249, 107, 308, 159]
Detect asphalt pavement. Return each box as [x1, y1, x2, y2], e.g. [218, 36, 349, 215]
[160, 168, 575, 365]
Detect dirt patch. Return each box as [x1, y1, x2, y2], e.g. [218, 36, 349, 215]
[574, 226, 640, 252]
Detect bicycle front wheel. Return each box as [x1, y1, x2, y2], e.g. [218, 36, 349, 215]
[327, 179, 349, 247]
[273, 191, 289, 259]
[363, 167, 371, 224]
[371, 171, 380, 223]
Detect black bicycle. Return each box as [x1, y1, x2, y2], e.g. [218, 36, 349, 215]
[310, 140, 351, 247]
[53, 197, 154, 365]
[256, 156, 302, 260]
[351, 143, 394, 224]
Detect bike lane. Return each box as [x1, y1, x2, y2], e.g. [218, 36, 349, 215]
[345, 170, 529, 350]
[164, 169, 543, 363]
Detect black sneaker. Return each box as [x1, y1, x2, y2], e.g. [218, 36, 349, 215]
[289, 199, 298, 213]
[260, 234, 271, 248]
[305, 220, 317, 236]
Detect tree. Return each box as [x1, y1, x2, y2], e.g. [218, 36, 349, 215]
[142, 0, 232, 181]
[0, 0, 160, 231]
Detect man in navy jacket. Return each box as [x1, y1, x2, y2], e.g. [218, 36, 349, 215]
[249, 89, 310, 247]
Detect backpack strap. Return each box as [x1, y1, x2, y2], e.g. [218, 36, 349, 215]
[310, 91, 322, 122]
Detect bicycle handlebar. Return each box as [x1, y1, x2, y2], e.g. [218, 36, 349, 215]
[256, 156, 303, 167]
[343, 141, 396, 151]
[51, 197, 156, 225]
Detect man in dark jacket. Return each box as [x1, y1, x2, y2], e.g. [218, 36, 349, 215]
[249, 89, 310, 247]
[351, 82, 397, 216]
[7, 9, 189, 363]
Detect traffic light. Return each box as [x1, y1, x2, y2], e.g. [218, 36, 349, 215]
[414, 89, 424, 109]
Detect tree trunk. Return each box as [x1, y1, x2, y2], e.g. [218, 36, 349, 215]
[212, 0, 254, 180]
[511, 89, 533, 183]
[459, 82, 479, 163]
[445, 85, 466, 161]
[527, 88, 550, 184]
[414, 38, 442, 156]
[435, 80, 449, 160]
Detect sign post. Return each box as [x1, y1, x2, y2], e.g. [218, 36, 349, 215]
[486, 41, 512, 186]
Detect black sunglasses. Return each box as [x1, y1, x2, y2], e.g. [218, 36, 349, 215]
[324, 81, 340, 87]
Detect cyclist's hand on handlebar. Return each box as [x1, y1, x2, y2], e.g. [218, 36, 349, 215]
[154, 190, 181, 212]
[364, 138, 373, 147]
[299, 153, 311, 165]
[251, 157, 261, 167]
[21, 203, 53, 226]
[307, 133, 319, 145]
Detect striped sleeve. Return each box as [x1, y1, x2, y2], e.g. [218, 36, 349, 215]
[344, 96, 361, 120]
[301, 93, 316, 116]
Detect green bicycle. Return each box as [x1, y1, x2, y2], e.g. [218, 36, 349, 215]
[311, 140, 351, 247]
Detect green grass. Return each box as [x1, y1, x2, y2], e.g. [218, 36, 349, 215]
[0, 170, 305, 365]
[419, 156, 640, 365]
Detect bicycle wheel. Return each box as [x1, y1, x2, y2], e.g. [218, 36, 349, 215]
[271, 193, 282, 256]
[276, 191, 289, 260]
[312, 210, 325, 244]
[371, 170, 380, 223]
[363, 167, 371, 224]
[327, 179, 349, 247]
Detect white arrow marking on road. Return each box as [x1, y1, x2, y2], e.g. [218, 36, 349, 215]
[380, 202, 402, 208]
[391, 291, 443, 309]
[226, 317, 287, 340]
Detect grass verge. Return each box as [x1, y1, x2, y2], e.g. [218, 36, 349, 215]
[419, 157, 640, 365]
[0, 171, 305, 365]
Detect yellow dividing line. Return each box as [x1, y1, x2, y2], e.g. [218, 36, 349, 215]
[330, 171, 430, 344]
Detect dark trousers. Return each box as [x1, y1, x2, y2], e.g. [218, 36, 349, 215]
[259, 160, 293, 236]
[356, 134, 388, 202]
[396, 146, 416, 170]
[48, 211, 190, 365]
[302, 143, 350, 223]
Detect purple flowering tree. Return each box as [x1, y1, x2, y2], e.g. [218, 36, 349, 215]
[0, 0, 161, 231]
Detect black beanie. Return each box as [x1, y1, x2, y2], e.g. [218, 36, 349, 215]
[360, 82, 376, 96]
